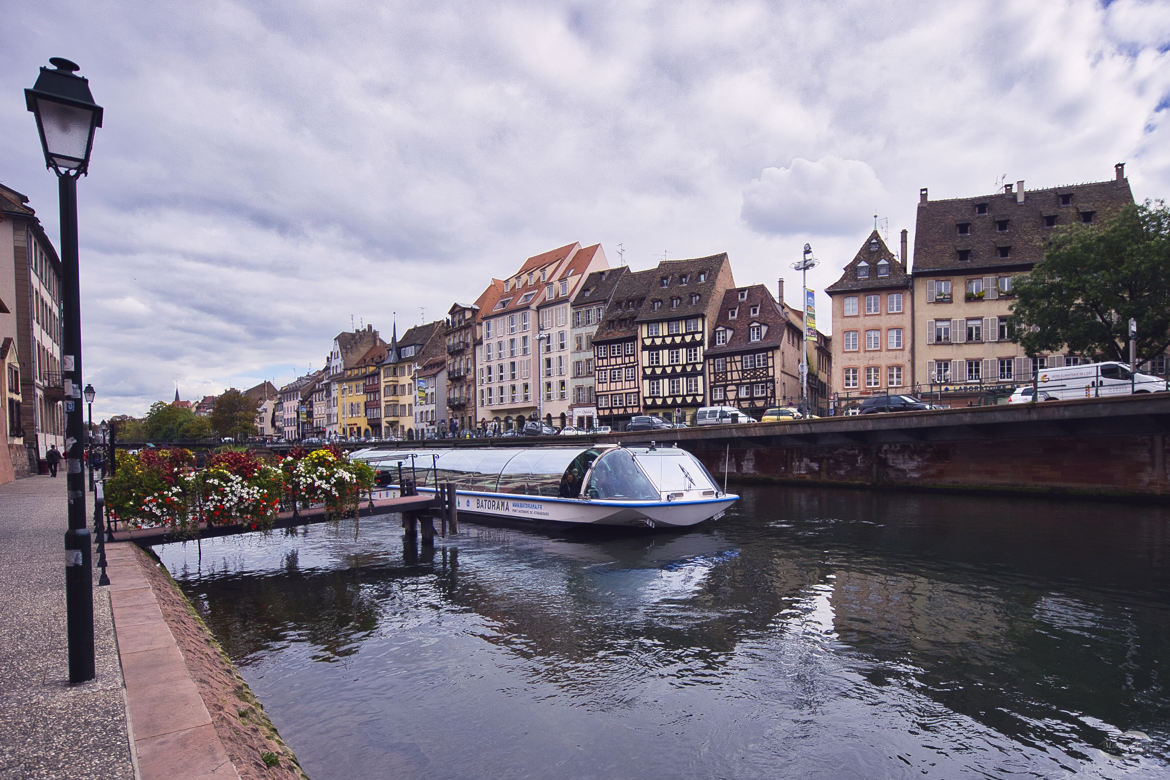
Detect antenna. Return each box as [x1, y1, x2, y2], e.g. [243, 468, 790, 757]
[419, 306, 425, 323]
[350, 314, 355, 330]
[878, 216, 889, 240]
[617, 242, 626, 266]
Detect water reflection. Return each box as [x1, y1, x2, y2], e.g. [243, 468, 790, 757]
[156, 486, 1170, 779]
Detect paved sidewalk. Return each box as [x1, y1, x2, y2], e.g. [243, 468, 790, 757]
[0, 475, 135, 779]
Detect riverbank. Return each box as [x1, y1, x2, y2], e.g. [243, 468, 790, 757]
[0, 475, 304, 779]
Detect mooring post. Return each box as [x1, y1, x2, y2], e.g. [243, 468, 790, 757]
[420, 511, 435, 546]
[438, 484, 448, 537]
[447, 482, 458, 535]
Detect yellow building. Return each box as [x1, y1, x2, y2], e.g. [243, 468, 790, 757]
[339, 345, 385, 439]
[381, 321, 443, 440]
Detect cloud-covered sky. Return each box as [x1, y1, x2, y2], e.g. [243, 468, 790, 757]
[3, 0, 1169, 420]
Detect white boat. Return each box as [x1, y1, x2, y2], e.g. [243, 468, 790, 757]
[353, 443, 738, 530]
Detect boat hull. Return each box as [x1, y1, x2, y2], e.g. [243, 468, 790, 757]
[374, 486, 736, 529]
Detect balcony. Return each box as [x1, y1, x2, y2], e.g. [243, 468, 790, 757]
[449, 368, 468, 381]
[40, 372, 65, 402]
[447, 340, 470, 354]
[448, 397, 468, 410]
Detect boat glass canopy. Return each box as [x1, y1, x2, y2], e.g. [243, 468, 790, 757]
[357, 445, 717, 502]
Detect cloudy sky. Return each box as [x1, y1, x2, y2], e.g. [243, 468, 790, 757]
[3, 0, 1169, 420]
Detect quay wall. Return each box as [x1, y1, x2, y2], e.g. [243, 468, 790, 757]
[618, 394, 1170, 499]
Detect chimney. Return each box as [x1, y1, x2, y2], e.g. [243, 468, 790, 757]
[900, 229, 909, 265]
[1116, 162, 1126, 180]
[1004, 183, 1014, 195]
[777, 278, 785, 306]
[919, 187, 928, 204]
[1016, 180, 1025, 204]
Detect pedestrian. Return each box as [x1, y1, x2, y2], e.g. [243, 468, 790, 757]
[45, 444, 61, 477]
[92, 447, 106, 480]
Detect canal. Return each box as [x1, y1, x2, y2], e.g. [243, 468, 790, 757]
[155, 486, 1170, 779]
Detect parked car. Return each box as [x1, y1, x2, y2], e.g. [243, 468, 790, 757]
[624, 415, 674, 432]
[558, 426, 587, 435]
[858, 395, 932, 414]
[1008, 386, 1058, 404]
[522, 421, 558, 436]
[588, 425, 612, 435]
[760, 407, 803, 423]
[695, 406, 757, 425]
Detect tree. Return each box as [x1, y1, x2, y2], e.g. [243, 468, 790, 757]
[143, 401, 199, 442]
[210, 389, 258, 440]
[1010, 201, 1170, 365]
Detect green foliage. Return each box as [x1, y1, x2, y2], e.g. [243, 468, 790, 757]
[211, 389, 258, 440]
[143, 402, 200, 443]
[1010, 201, 1170, 363]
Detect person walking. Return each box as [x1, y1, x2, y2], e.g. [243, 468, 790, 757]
[45, 444, 61, 477]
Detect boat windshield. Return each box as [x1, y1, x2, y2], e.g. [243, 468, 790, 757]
[630, 448, 720, 494]
[583, 448, 661, 501]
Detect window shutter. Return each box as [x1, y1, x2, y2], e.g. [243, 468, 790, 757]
[1015, 357, 1032, 380]
[985, 317, 998, 342]
[927, 360, 936, 382]
[927, 320, 936, 345]
[952, 318, 965, 344]
[983, 358, 995, 382]
[951, 360, 962, 383]
[927, 280, 937, 302]
[1050, 355, 1065, 368]
[983, 276, 997, 299]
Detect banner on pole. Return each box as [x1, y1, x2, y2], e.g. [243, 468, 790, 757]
[805, 289, 817, 341]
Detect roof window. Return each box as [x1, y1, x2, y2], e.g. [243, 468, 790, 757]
[975, 203, 988, 215]
[957, 223, 971, 236]
[857, 262, 870, 279]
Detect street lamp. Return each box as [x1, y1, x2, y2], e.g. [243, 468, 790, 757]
[536, 332, 551, 429]
[791, 243, 818, 415]
[84, 383, 95, 491]
[27, 57, 103, 684]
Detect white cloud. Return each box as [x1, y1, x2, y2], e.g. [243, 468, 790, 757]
[741, 157, 888, 236]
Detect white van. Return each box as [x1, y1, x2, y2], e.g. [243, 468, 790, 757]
[1027, 361, 1166, 400]
[695, 406, 757, 425]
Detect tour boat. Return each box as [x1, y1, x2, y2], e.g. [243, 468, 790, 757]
[353, 443, 738, 529]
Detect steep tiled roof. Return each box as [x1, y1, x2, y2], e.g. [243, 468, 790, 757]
[594, 268, 658, 342]
[706, 285, 790, 355]
[914, 167, 1134, 274]
[517, 242, 579, 276]
[826, 231, 912, 294]
[243, 381, 278, 402]
[573, 266, 629, 309]
[636, 254, 731, 323]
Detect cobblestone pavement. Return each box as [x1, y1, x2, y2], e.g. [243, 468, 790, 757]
[0, 475, 135, 779]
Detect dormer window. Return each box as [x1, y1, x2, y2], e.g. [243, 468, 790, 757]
[997, 246, 1011, 258]
[1060, 193, 1073, 206]
[750, 304, 760, 316]
[679, 274, 688, 285]
[749, 324, 762, 342]
[857, 262, 870, 279]
[660, 276, 670, 288]
[958, 249, 971, 263]
[698, 271, 707, 282]
[1080, 210, 1095, 223]
[957, 223, 971, 236]
[714, 328, 728, 346]
[652, 300, 662, 311]
[976, 203, 988, 215]
[729, 307, 738, 320]
[738, 290, 747, 301]
[996, 219, 1009, 232]
[1044, 215, 1057, 227]
[671, 297, 681, 308]
[560, 280, 568, 296]
[690, 293, 700, 304]
[877, 259, 890, 277]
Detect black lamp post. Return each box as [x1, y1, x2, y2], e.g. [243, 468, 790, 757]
[27, 57, 103, 684]
[84, 383, 95, 491]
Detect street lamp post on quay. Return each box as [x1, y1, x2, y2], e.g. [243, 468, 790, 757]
[27, 57, 103, 684]
[84, 383, 95, 491]
[791, 243, 818, 415]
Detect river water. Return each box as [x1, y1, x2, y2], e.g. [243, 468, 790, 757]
[155, 486, 1170, 779]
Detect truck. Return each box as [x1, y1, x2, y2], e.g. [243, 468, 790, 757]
[1025, 361, 1166, 400]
